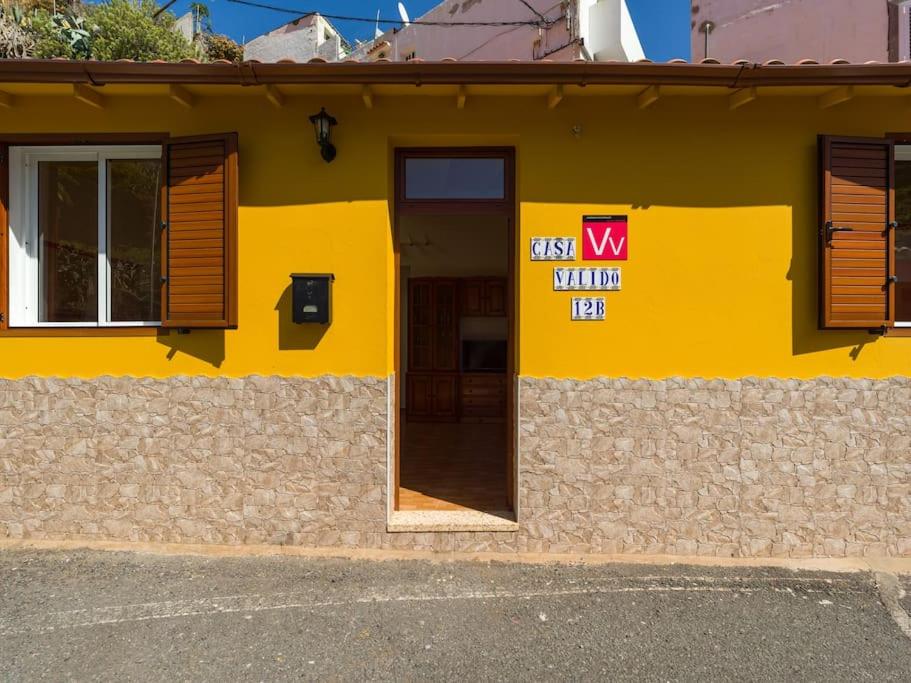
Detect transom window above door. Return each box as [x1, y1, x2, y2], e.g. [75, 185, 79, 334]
[398, 151, 512, 206]
[8, 145, 163, 327]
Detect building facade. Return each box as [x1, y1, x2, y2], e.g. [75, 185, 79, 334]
[350, 0, 644, 62]
[692, 0, 910, 64]
[0, 60, 909, 558]
[244, 14, 350, 63]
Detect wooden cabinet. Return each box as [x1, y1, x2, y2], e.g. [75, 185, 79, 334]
[407, 373, 457, 422]
[407, 278, 458, 421]
[432, 375, 458, 418]
[460, 278, 507, 317]
[406, 373, 433, 418]
[406, 277, 507, 422]
[460, 373, 507, 421]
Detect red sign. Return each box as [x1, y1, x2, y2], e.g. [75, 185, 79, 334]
[582, 215, 628, 261]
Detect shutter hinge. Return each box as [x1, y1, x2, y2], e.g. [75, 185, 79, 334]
[161, 276, 168, 284]
[888, 275, 899, 284]
[869, 326, 887, 336]
[0, 312, 4, 323]
[161, 221, 168, 231]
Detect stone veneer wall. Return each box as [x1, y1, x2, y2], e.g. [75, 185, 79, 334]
[0, 376, 389, 547]
[1, 375, 909, 557]
[519, 377, 911, 558]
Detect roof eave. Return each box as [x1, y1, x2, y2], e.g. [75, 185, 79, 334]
[0, 59, 909, 89]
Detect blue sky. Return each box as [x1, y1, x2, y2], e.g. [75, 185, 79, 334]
[173, 0, 690, 61]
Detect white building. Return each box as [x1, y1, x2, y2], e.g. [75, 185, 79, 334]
[349, 0, 645, 63]
[244, 13, 350, 63]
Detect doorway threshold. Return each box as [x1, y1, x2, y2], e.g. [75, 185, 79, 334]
[388, 509, 518, 533]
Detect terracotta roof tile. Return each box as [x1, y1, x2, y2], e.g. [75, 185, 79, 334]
[21, 57, 911, 66]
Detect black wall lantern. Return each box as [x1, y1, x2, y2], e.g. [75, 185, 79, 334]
[308, 107, 337, 163]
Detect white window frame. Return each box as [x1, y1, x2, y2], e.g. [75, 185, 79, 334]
[900, 0, 911, 62]
[8, 145, 162, 328]
[895, 143, 911, 326]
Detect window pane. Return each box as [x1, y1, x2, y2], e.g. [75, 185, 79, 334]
[897, 154, 911, 321]
[404, 158, 505, 199]
[38, 160, 98, 323]
[108, 159, 162, 322]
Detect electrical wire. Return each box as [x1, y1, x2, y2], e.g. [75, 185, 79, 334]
[224, 0, 555, 27]
[515, 0, 548, 24]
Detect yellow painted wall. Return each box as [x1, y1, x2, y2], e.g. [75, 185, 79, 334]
[0, 90, 909, 379]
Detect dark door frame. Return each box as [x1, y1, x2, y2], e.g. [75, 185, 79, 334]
[392, 147, 517, 512]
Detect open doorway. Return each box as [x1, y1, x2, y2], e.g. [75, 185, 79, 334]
[393, 149, 515, 516]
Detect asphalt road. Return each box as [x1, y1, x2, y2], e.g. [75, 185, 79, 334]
[0, 549, 909, 681]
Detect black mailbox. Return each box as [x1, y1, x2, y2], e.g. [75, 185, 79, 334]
[291, 273, 334, 324]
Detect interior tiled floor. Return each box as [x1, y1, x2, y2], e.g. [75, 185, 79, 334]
[398, 421, 509, 512]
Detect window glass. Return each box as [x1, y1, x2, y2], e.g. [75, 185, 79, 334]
[404, 157, 505, 200]
[108, 159, 162, 322]
[896, 146, 911, 321]
[38, 160, 98, 323]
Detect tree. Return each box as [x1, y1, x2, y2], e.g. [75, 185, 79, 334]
[204, 32, 242, 62]
[88, 0, 196, 61]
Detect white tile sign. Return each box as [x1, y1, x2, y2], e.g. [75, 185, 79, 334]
[554, 267, 621, 291]
[571, 297, 605, 321]
[530, 237, 576, 261]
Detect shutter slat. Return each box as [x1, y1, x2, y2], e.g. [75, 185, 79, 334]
[820, 136, 894, 329]
[170, 176, 225, 191]
[163, 133, 238, 328]
[170, 173, 225, 186]
[170, 192, 224, 205]
[168, 143, 225, 158]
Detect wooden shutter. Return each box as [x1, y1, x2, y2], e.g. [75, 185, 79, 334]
[163, 133, 238, 328]
[819, 136, 895, 329]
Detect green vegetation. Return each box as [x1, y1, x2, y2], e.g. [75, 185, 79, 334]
[0, 0, 243, 61]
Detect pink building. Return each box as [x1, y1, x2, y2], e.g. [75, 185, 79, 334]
[350, 0, 645, 62]
[692, 0, 911, 64]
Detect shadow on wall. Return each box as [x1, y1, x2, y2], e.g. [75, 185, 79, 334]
[275, 285, 329, 351]
[156, 330, 226, 368]
[788, 140, 874, 359]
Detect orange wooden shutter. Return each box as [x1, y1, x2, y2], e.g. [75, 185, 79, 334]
[819, 136, 895, 330]
[163, 133, 238, 328]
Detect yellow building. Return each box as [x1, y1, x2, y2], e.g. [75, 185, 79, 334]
[0, 59, 908, 557]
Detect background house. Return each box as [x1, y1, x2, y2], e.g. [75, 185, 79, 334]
[348, 0, 645, 62]
[244, 13, 350, 63]
[692, 0, 910, 63]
